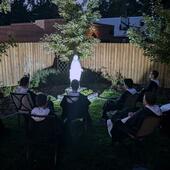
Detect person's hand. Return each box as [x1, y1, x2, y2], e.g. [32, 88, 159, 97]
[128, 112, 135, 117]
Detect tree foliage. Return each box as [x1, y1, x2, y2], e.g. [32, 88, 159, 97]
[43, 0, 101, 61]
[128, 0, 170, 64]
[31, 0, 59, 20]
[99, 0, 154, 17]
[0, 36, 16, 61]
[0, 0, 11, 14]
[0, 0, 15, 59]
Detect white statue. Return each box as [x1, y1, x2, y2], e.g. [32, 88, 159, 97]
[69, 55, 83, 83]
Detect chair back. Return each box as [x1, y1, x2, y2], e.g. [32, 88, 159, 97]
[64, 95, 88, 122]
[136, 116, 160, 138]
[26, 114, 58, 144]
[10, 92, 34, 114]
[62, 95, 90, 140]
[124, 93, 139, 109]
[161, 110, 170, 134]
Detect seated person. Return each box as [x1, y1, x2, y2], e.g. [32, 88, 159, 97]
[31, 93, 54, 122]
[138, 70, 159, 101]
[107, 92, 162, 141]
[160, 99, 170, 136]
[15, 75, 36, 106]
[60, 79, 91, 125]
[102, 78, 137, 119]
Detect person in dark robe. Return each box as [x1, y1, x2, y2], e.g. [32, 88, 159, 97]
[60, 79, 91, 125]
[107, 92, 162, 142]
[160, 99, 170, 136]
[102, 78, 137, 120]
[138, 70, 159, 102]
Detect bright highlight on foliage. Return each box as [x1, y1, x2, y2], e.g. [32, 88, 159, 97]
[128, 0, 170, 64]
[43, 0, 101, 61]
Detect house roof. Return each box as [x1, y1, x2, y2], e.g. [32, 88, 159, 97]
[0, 19, 63, 42]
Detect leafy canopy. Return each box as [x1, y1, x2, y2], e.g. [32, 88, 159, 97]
[43, 0, 101, 61]
[0, 0, 11, 13]
[0, 0, 16, 60]
[128, 0, 170, 64]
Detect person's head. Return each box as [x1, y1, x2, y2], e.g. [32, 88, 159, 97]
[143, 92, 157, 106]
[149, 70, 159, 79]
[71, 79, 79, 91]
[36, 93, 48, 107]
[19, 76, 29, 87]
[123, 78, 133, 89]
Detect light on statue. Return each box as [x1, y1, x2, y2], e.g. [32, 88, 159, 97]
[69, 54, 83, 83]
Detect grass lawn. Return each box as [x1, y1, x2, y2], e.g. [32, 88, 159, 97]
[0, 90, 170, 170]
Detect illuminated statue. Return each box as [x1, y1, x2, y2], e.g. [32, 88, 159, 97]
[69, 55, 83, 83]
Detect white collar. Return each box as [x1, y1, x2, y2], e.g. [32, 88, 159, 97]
[160, 103, 170, 113]
[145, 105, 162, 116]
[127, 88, 137, 95]
[151, 79, 160, 86]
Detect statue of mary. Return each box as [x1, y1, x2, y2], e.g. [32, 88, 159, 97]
[69, 55, 83, 83]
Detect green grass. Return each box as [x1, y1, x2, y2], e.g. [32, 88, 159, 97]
[1, 89, 170, 170]
[99, 88, 121, 98]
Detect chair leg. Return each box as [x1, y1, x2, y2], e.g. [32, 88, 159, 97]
[54, 150, 57, 166]
[17, 114, 21, 127]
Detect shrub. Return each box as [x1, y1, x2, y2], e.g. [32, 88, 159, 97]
[0, 86, 16, 97]
[30, 68, 70, 88]
[106, 71, 125, 87]
[30, 68, 59, 88]
[81, 68, 111, 86]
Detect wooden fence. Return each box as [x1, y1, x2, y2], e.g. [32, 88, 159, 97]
[0, 43, 55, 86]
[0, 43, 170, 88]
[81, 43, 170, 88]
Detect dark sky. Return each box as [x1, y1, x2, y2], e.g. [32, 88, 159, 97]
[161, 0, 170, 8]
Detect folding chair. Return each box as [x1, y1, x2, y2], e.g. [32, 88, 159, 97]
[127, 116, 161, 164]
[10, 92, 34, 126]
[129, 116, 160, 139]
[61, 95, 90, 143]
[25, 114, 60, 168]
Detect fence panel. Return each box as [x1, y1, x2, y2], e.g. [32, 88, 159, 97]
[81, 43, 170, 88]
[0, 42, 55, 86]
[0, 42, 170, 88]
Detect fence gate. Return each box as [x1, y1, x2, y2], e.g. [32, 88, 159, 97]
[53, 56, 69, 73]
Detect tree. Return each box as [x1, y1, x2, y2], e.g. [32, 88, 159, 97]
[128, 0, 170, 64]
[99, 0, 152, 17]
[10, 0, 32, 23]
[43, 0, 101, 61]
[0, 0, 16, 60]
[31, 0, 59, 21]
[0, 0, 11, 14]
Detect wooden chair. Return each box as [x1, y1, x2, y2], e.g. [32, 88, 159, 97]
[25, 114, 60, 167]
[10, 92, 34, 126]
[160, 110, 170, 137]
[127, 116, 161, 164]
[129, 116, 160, 140]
